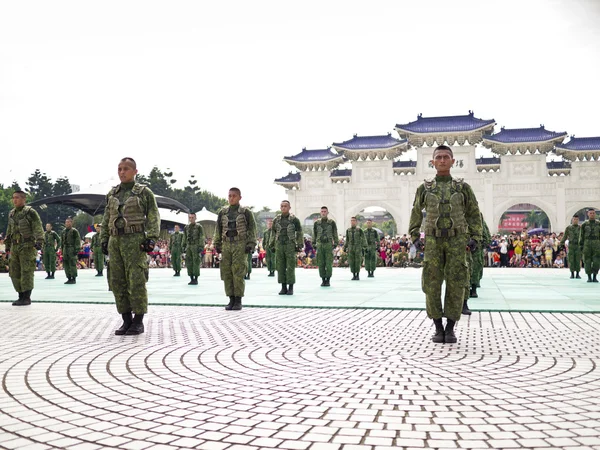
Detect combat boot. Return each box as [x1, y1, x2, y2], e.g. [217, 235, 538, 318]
[432, 319, 444, 343]
[462, 299, 472, 315]
[115, 312, 133, 335]
[576, 272, 581, 279]
[225, 296, 235, 310]
[126, 314, 145, 335]
[12, 291, 32, 306]
[45, 272, 51, 279]
[356, 273, 360, 281]
[445, 319, 457, 344]
[286, 284, 294, 295]
[50, 272, 55, 279]
[593, 273, 598, 283]
[246, 274, 251, 280]
[64, 277, 75, 285]
[351, 273, 356, 280]
[278, 284, 288, 295]
[320, 278, 326, 287]
[570, 271, 575, 279]
[268, 271, 275, 277]
[231, 297, 242, 311]
[95, 271, 103, 277]
[588, 274, 593, 282]
[469, 285, 478, 298]
[324, 278, 330, 287]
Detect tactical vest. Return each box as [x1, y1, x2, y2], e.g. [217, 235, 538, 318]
[423, 178, 468, 237]
[45, 231, 58, 247]
[583, 221, 600, 241]
[62, 228, 77, 248]
[8, 206, 35, 241]
[315, 219, 334, 243]
[275, 214, 297, 243]
[106, 183, 147, 235]
[185, 224, 203, 244]
[365, 228, 378, 245]
[347, 227, 362, 245]
[220, 206, 248, 242]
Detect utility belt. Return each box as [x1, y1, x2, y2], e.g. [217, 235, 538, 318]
[424, 225, 468, 238]
[12, 234, 33, 244]
[110, 224, 145, 236]
[225, 229, 244, 242]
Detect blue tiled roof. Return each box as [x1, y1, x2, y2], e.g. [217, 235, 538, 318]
[547, 161, 571, 169]
[284, 148, 342, 162]
[485, 126, 567, 144]
[476, 157, 501, 165]
[330, 169, 352, 177]
[395, 111, 495, 134]
[557, 136, 600, 151]
[392, 161, 417, 168]
[333, 134, 407, 149]
[274, 172, 301, 183]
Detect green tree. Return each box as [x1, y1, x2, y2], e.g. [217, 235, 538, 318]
[72, 211, 94, 238]
[380, 220, 397, 236]
[524, 210, 550, 229]
[26, 169, 54, 201]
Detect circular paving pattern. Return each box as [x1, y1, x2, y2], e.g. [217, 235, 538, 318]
[1, 305, 600, 449]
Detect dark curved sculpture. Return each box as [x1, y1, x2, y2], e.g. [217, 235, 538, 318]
[29, 193, 190, 216]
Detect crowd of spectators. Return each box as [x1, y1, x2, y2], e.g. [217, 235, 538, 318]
[485, 230, 568, 268]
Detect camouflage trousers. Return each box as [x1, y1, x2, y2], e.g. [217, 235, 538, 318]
[266, 247, 276, 272]
[583, 242, 600, 275]
[567, 246, 582, 272]
[92, 248, 104, 271]
[186, 245, 201, 277]
[108, 234, 149, 314]
[465, 250, 473, 302]
[171, 249, 182, 273]
[276, 242, 297, 284]
[422, 235, 468, 322]
[471, 248, 484, 287]
[364, 248, 377, 272]
[247, 253, 252, 274]
[348, 248, 363, 273]
[220, 241, 247, 297]
[9, 243, 37, 293]
[63, 247, 78, 279]
[316, 242, 333, 279]
[43, 246, 57, 273]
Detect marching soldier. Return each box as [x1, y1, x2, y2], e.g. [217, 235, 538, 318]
[580, 208, 600, 283]
[561, 214, 582, 279]
[43, 223, 61, 279]
[5, 190, 44, 305]
[409, 145, 482, 343]
[344, 217, 367, 280]
[183, 213, 204, 285]
[313, 206, 338, 287]
[269, 200, 303, 295]
[91, 224, 104, 276]
[169, 224, 183, 276]
[364, 219, 379, 278]
[101, 157, 160, 335]
[61, 217, 81, 284]
[213, 187, 257, 310]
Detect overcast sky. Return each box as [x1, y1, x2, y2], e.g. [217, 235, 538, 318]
[1, 0, 599, 209]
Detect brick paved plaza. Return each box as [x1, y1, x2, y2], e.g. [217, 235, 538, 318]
[1, 269, 600, 449]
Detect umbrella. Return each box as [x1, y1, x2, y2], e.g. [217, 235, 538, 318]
[527, 227, 547, 235]
[303, 233, 312, 239]
[84, 231, 96, 239]
[372, 227, 384, 238]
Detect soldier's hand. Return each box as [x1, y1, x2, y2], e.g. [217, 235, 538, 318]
[141, 239, 155, 253]
[34, 242, 43, 251]
[102, 242, 109, 255]
[468, 239, 478, 252]
[245, 245, 254, 254]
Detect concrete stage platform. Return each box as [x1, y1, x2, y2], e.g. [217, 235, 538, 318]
[1, 267, 598, 313]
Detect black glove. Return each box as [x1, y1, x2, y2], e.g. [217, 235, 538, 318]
[415, 240, 424, 251]
[34, 242, 43, 251]
[245, 245, 254, 254]
[102, 242, 109, 255]
[140, 239, 155, 253]
[215, 245, 222, 254]
[468, 239, 478, 252]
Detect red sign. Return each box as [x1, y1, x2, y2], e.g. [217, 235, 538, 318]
[499, 213, 526, 231]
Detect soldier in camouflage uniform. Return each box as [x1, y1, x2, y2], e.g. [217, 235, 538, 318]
[183, 213, 204, 285]
[269, 200, 303, 295]
[463, 213, 491, 315]
[364, 219, 379, 278]
[313, 206, 338, 287]
[43, 223, 61, 279]
[91, 224, 104, 276]
[213, 187, 257, 310]
[560, 215, 582, 279]
[579, 208, 600, 283]
[263, 218, 276, 276]
[409, 145, 482, 344]
[61, 217, 81, 284]
[101, 157, 160, 335]
[5, 190, 44, 306]
[169, 224, 183, 276]
[344, 217, 367, 280]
